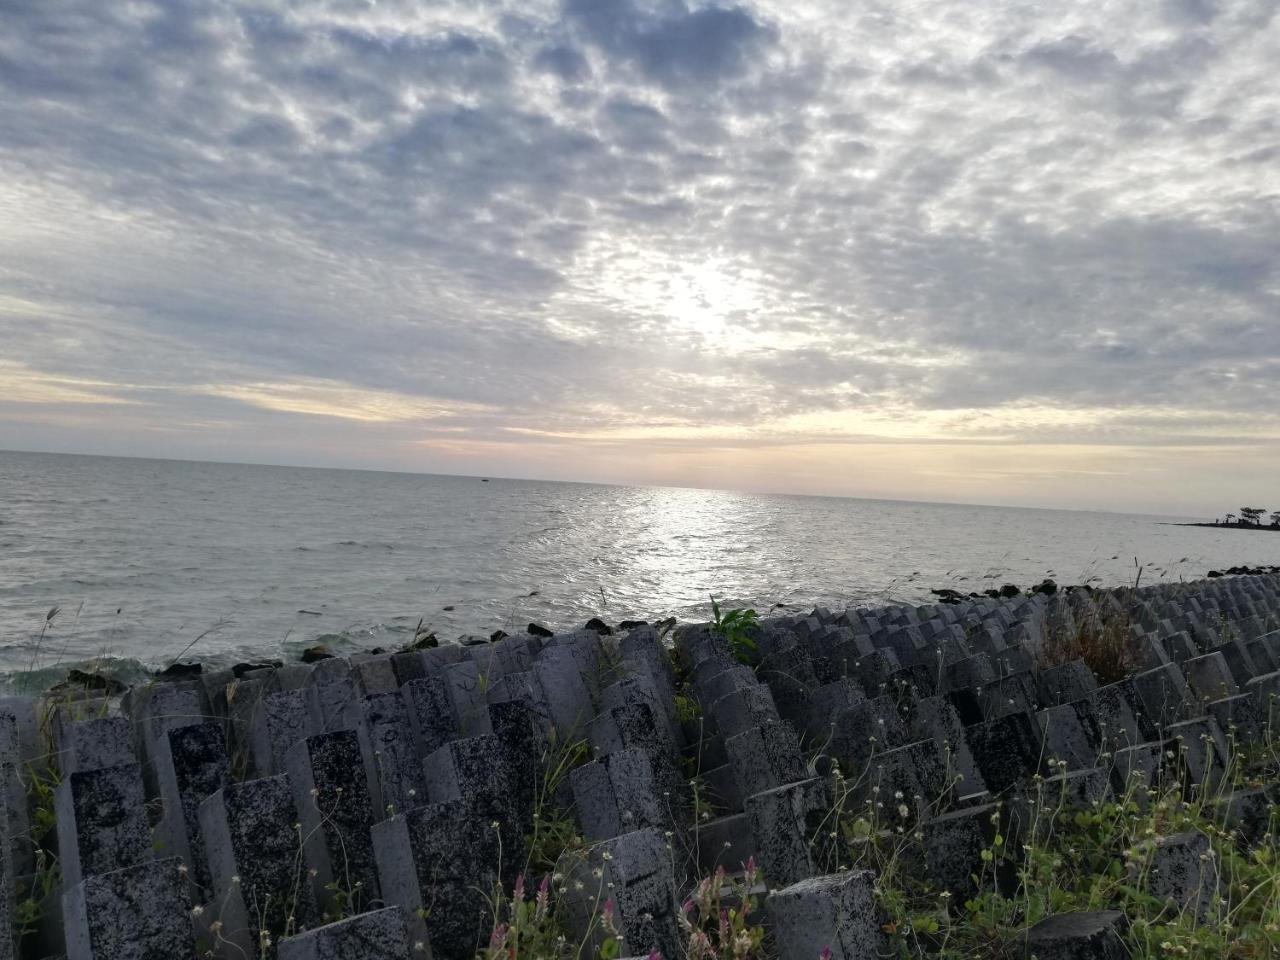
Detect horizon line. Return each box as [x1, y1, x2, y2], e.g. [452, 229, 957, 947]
[0, 445, 1210, 522]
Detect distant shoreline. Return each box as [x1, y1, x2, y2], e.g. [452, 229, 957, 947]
[1165, 522, 1280, 533]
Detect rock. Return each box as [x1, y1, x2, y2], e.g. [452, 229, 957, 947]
[489, 629, 508, 642]
[232, 660, 283, 678]
[584, 617, 614, 635]
[527, 622, 554, 638]
[155, 661, 203, 680]
[51, 669, 127, 698]
[1024, 911, 1127, 959]
[301, 645, 335, 663]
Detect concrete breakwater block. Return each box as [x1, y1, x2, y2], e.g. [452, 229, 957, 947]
[371, 800, 497, 960]
[1024, 911, 1127, 960]
[562, 828, 682, 960]
[199, 774, 318, 958]
[766, 870, 885, 960]
[155, 721, 229, 892]
[1, 788, 12, 960]
[64, 858, 194, 960]
[276, 906, 412, 960]
[54, 763, 151, 891]
[3, 573, 1280, 959]
[286, 730, 382, 908]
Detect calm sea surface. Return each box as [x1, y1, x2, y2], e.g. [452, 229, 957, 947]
[1, 450, 1275, 688]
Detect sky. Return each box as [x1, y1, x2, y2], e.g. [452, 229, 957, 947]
[1, 0, 1278, 517]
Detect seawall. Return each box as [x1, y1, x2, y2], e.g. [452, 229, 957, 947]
[1, 573, 1279, 959]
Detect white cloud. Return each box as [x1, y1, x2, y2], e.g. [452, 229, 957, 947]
[1, 0, 1278, 510]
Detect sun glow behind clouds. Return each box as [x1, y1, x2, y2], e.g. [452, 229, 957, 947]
[557, 240, 804, 348]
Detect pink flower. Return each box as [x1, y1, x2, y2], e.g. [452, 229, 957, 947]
[603, 897, 616, 922]
[819, 947, 833, 960]
[513, 874, 525, 902]
[744, 856, 756, 876]
[488, 923, 508, 949]
[647, 952, 661, 960]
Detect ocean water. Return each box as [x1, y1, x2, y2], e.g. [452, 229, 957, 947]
[1, 450, 1275, 688]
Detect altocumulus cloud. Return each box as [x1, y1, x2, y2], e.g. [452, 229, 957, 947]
[0, 0, 1278, 511]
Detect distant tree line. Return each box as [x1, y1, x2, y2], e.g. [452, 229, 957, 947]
[1215, 507, 1280, 527]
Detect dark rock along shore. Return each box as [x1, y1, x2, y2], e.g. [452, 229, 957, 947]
[2, 573, 1279, 959]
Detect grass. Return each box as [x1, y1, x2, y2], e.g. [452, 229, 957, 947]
[814, 723, 1280, 960]
[1037, 591, 1144, 683]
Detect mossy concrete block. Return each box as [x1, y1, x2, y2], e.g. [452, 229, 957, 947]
[401, 676, 458, 758]
[1207, 693, 1264, 743]
[1214, 787, 1278, 844]
[55, 716, 135, 776]
[277, 906, 411, 960]
[1107, 742, 1165, 798]
[965, 712, 1042, 793]
[564, 828, 682, 960]
[828, 696, 907, 773]
[1037, 704, 1098, 772]
[55, 762, 151, 890]
[199, 774, 317, 959]
[918, 803, 998, 898]
[1024, 910, 1127, 959]
[286, 730, 381, 906]
[708, 685, 781, 739]
[1146, 831, 1216, 918]
[531, 647, 594, 736]
[0, 786, 11, 960]
[766, 869, 885, 960]
[1181, 653, 1239, 703]
[423, 735, 521, 873]
[1130, 664, 1195, 731]
[571, 748, 667, 841]
[1165, 716, 1229, 790]
[64, 857, 194, 960]
[745, 778, 830, 887]
[725, 722, 806, 800]
[345, 692, 425, 818]
[1034, 661, 1098, 708]
[155, 722, 228, 891]
[250, 690, 320, 778]
[372, 801, 498, 960]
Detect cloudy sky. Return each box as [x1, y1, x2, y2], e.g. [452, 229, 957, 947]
[1, 0, 1278, 515]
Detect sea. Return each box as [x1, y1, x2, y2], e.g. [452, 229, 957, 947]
[1, 449, 1275, 691]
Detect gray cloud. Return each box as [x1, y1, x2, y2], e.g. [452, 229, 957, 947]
[1, 0, 1279, 508]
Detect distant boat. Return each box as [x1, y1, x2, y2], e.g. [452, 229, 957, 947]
[481, 478, 490, 482]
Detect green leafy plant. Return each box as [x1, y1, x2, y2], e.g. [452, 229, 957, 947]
[710, 598, 759, 665]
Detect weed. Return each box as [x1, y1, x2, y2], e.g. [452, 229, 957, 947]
[678, 859, 767, 960]
[710, 598, 759, 666]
